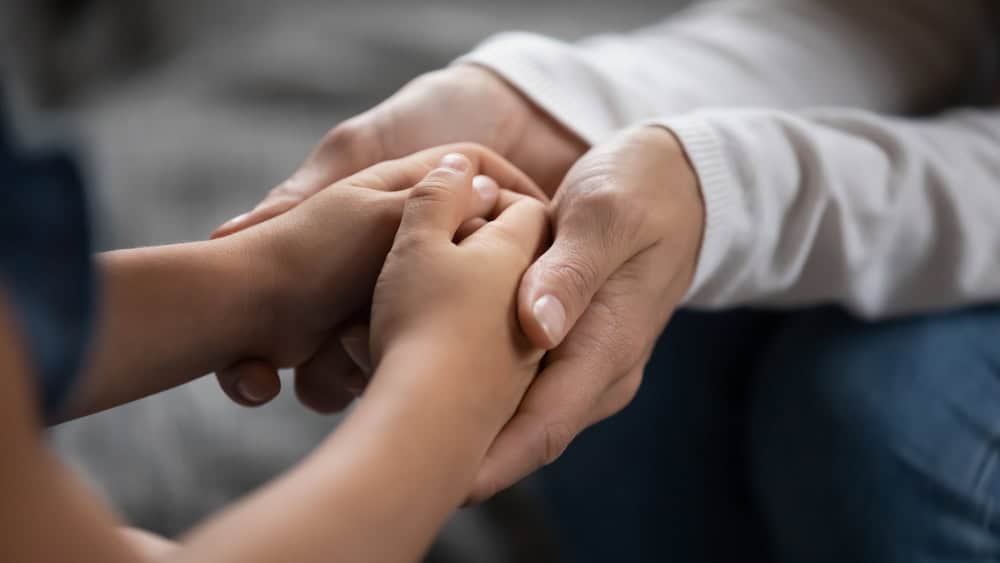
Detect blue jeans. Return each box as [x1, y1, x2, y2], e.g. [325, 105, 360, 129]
[541, 306, 1000, 563]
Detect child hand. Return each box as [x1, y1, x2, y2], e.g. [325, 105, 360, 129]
[370, 153, 550, 433]
[224, 145, 544, 409]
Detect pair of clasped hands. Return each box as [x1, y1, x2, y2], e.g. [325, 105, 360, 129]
[211, 66, 705, 501]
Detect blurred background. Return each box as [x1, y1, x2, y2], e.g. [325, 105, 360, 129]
[3, 0, 687, 560]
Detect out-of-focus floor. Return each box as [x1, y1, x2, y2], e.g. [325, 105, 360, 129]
[5, 1, 686, 561]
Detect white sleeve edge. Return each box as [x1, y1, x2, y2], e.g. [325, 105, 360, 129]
[647, 116, 740, 305]
[454, 32, 607, 145]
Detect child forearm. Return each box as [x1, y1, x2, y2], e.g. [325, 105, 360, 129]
[172, 341, 497, 563]
[0, 298, 493, 563]
[64, 237, 266, 420]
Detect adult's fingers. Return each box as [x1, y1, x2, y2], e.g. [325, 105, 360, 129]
[294, 334, 360, 414]
[345, 143, 546, 203]
[215, 360, 282, 407]
[516, 197, 636, 349]
[466, 343, 619, 504]
[339, 322, 372, 376]
[212, 120, 383, 238]
[468, 270, 656, 503]
[212, 194, 302, 240]
[212, 118, 384, 238]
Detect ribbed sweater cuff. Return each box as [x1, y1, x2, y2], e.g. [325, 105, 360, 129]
[454, 32, 608, 145]
[647, 115, 737, 304]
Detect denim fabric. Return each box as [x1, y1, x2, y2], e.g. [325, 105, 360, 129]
[542, 306, 1000, 563]
[0, 106, 93, 421]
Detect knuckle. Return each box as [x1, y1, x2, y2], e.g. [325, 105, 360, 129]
[370, 190, 408, 230]
[596, 369, 644, 423]
[615, 371, 644, 412]
[563, 176, 651, 247]
[389, 229, 428, 255]
[323, 118, 363, 147]
[266, 180, 303, 201]
[324, 116, 384, 164]
[405, 69, 449, 93]
[469, 475, 502, 505]
[483, 201, 548, 260]
[519, 196, 548, 218]
[541, 421, 575, 465]
[409, 176, 455, 203]
[549, 255, 602, 304]
[582, 185, 640, 227]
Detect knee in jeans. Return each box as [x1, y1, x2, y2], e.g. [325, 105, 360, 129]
[750, 308, 1000, 482]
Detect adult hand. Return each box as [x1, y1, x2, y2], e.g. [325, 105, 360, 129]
[467, 125, 706, 501]
[211, 64, 584, 409]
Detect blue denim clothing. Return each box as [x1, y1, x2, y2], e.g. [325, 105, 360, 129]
[541, 306, 1000, 563]
[0, 108, 94, 421]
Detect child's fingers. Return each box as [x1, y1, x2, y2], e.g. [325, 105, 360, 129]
[397, 153, 476, 242]
[470, 174, 500, 217]
[462, 190, 550, 260]
[339, 322, 373, 376]
[455, 218, 489, 242]
[345, 143, 547, 203]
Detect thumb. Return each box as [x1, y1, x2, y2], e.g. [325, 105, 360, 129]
[518, 217, 631, 350]
[397, 153, 476, 242]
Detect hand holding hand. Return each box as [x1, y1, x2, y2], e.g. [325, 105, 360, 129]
[212, 65, 582, 408]
[467, 125, 706, 501]
[370, 153, 549, 433]
[228, 145, 542, 406]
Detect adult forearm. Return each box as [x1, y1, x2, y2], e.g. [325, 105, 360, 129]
[660, 107, 1000, 317]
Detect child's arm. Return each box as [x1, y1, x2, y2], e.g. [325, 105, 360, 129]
[1, 153, 548, 563]
[175, 156, 549, 563]
[60, 144, 539, 420]
[69, 240, 279, 418]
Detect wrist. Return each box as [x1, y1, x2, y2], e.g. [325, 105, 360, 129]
[207, 232, 281, 363]
[231, 188, 407, 364]
[369, 331, 513, 437]
[642, 124, 705, 296]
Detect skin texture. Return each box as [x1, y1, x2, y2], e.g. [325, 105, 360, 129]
[473, 125, 704, 499]
[215, 62, 705, 502]
[1, 152, 547, 562]
[65, 144, 542, 420]
[210, 64, 583, 409]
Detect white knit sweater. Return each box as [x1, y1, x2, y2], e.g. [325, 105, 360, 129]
[459, 0, 1000, 318]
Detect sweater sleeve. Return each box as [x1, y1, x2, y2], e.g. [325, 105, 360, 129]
[657, 107, 1000, 318]
[457, 0, 996, 144]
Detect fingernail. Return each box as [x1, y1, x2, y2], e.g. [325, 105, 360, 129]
[533, 295, 567, 346]
[440, 153, 469, 172]
[236, 377, 272, 404]
[341, 336, 373, 374]
[472, 175, 499, 203]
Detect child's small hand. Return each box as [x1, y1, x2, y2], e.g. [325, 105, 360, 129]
[222, 145, 543, 410]
[370, 153, 549, 431]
